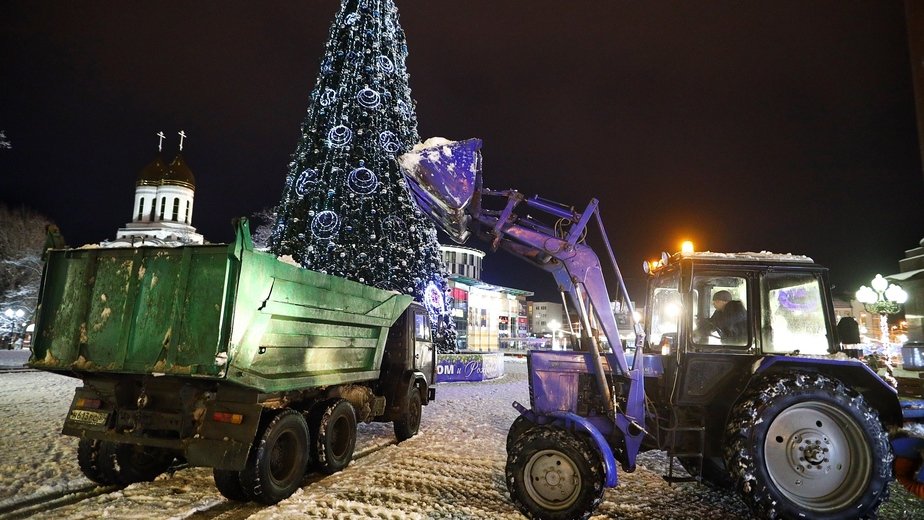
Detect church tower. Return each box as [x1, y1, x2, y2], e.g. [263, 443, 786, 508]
[110, 131, 204, 246]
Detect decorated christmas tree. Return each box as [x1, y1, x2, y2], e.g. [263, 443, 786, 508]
[270, 0, 456, 352]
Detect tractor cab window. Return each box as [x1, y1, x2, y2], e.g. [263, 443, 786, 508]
[647, 270, 681, 351]
[414, 312, 431, 342]
[760, 272, 828, 355]
[692, 276, 749, 347]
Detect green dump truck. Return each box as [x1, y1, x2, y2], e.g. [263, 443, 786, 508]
[29, 219, 436, 504]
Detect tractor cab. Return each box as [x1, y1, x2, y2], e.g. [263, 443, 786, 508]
[644, 247, 837, 362]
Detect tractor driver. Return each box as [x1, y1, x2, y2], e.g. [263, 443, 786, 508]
[707, 290, 747, 344]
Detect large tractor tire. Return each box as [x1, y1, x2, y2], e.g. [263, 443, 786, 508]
[240, 409, 310, 505]
[394, 384, 422, 442]
[506, 426, 605, 520]
[506, 414, 536, 453]
[309, 398, 357, 475]
[725, 371, 892, 519]
[77, 439, 116, 485]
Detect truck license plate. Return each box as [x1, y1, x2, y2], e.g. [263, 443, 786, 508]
[68, 409, 109, 426]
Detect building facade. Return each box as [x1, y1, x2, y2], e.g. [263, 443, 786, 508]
[439, 245, 532, 351]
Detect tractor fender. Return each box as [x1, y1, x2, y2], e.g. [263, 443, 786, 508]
[547, 410, 619, 488]
[754, 356, 903, 426]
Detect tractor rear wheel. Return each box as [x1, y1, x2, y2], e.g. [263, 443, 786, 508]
[725, 371, 892, 519]
[506, 426, 605, 520]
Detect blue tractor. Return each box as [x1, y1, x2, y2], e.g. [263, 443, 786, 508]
[401, 138, 919, 520]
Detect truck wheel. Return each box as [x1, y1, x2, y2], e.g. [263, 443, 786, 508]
[77, 439, 116, 485]
[725, 371, 892, 519]
[310, 398, 357, 474]
[506, 414, 536, 453]
[394, 385, 422, 441]
[213, 469, 252, 502]
[240, 409, 310, 505]
[110, 444, 174, 484]
[506, 426, 605, 520]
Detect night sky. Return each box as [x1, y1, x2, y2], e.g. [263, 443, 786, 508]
[2, 1, 922, 302]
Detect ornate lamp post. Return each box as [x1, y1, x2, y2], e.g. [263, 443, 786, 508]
[856, 274, 908, 343]
[3, 307, 26, 348]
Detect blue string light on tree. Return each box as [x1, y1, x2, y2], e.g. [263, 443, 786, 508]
[423, 280, 446, 324]
[378, 55, 395, 74]
[311, 210, 341, 240]
[356, 87, 381, 109]
[347, 164, 379, 195]
[327, 125, 353, 147]
[382, 215, 407, 241]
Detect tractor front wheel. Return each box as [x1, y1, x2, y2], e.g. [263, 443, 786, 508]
[725, 371, 892, 519]
[506, 426, 605, 520]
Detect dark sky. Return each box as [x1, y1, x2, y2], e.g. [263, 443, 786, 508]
[2, 1, 922, 302]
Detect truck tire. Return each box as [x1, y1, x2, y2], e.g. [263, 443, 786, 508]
[110, 444, 174, 485]
[309, 398, 357, 475]
[213, 469, 252, 502]
[240, 409, 310, 505]
[725, 371, 892, 519]
[394, 385, 422, 441]
[77, 439, 116, 485]
[506, 426, 605, 520]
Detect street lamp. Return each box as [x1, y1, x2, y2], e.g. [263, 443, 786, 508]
[548, 319, 561, 350]
[856, 274, 908, 343]
[3, 308, 26, 348]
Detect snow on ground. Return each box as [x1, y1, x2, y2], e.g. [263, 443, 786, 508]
[1, 359, 922, 518]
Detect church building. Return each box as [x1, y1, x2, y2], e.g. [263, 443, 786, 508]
[106, 132, 205, 247]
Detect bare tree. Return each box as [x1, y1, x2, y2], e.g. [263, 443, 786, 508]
[0, 204, 54, 337]
[250, 207, 275, 250]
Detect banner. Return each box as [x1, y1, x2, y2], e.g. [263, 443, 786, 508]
[436, 352, 505, 382]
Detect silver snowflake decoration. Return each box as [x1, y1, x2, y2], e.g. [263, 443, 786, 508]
[320, 88, 337, 107]
[379, 131, 401, 154]
[295, 168, 320, 196]
[382, 215, 408, 241]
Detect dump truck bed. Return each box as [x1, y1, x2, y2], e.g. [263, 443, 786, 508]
[30, 221, 412, 393]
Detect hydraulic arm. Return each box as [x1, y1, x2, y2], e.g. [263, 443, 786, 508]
[400, 138, 646, 448]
